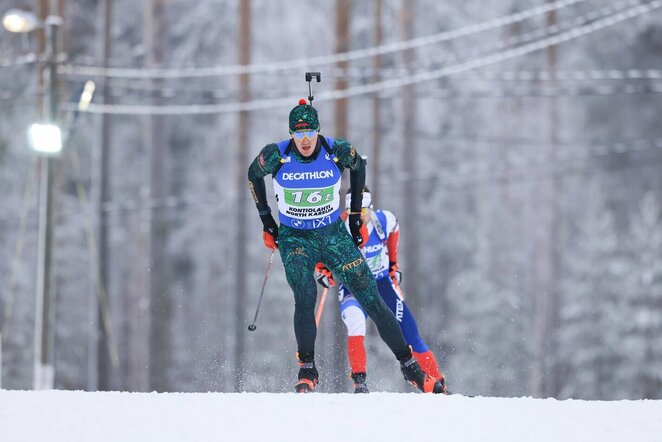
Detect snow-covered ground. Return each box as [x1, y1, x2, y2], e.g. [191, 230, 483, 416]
[1, 390, 661, 442]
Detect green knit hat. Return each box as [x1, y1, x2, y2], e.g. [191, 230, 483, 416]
[289, 99, 320, 132]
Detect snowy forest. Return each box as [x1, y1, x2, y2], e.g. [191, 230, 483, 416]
[1, 0, 661, 399]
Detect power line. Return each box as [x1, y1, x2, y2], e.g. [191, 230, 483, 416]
[51, 0, 634, 86]
[53, 137, 662, 215]
[418, 0, 639, 72]
[381, 138, 662, 190]
[8, 137, 662, 226]
[0, 53, 38, 69]
[418, 82, 662, 98]
[61, 0, 662, 116]
[406, 148, 662, 195]
[50, 0, 642, 100]
[464, 69, 662, 82]
[56, 63, 662, 97]
[53, 0, 643, 100]
[58, 0, 587, 79]
[317, 1, 662, 101]
[42, 80, 662, 103]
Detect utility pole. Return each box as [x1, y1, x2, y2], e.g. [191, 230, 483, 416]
[234, 0, 251, 392]
[32, 0, 61, 391]
[3, 0, 64, 392]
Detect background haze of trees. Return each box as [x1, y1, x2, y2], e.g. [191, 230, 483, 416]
[1, 0, 661, 398]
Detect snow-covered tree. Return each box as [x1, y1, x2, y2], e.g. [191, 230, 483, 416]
[556, 181, 625, 400]
[445, 194, 531, 397]
[615, 192, 662, 399]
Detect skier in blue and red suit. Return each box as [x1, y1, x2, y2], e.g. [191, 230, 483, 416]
[316, 187, 447, 393]
[247, 99, 445, 393]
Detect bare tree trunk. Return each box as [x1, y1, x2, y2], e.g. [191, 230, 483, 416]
[399, 0, 419, 298]
[530, 2, 560, 398]
[146, 0, 171, 392]
[234, 0, 251, 392]
[545, 3, 562, 398]
[94, 0, 113, 392]
[335, 0, 350, 195]
[371, 0, 383, 202]
[56, 0, 67, 50]
[334, 0, 350, 140]
[327, 0, 352, 392]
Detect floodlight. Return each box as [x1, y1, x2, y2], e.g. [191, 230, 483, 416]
[2, 9, 40, 33]
[78, 81, 96, 111]
[28, 123, 62, 154]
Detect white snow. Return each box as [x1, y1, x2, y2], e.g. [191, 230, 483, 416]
[1, 390, 661, 442]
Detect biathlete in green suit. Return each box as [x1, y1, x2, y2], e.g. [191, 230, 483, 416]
[247, 98, 445, 393]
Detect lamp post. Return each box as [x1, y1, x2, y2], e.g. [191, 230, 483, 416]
[3, 8, 63, 390]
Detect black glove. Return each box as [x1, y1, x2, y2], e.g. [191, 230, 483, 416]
[348, 213, 367, 247]
[260, 213, 279, 249]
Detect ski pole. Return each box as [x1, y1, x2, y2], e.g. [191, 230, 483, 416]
[393, 278, 405, 300]
[248, 250, 275, 332]
[315, 287, 328, 327]
[304, 72, 321, 106]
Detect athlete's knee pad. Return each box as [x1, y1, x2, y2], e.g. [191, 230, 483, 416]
[340, 299, 367, 336]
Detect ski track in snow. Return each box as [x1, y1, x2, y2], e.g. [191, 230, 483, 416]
[1, 390, 661, 442]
